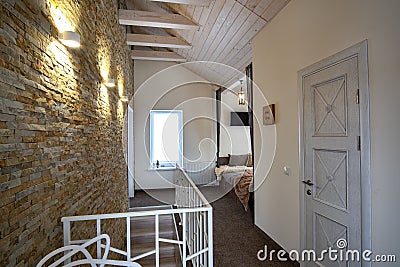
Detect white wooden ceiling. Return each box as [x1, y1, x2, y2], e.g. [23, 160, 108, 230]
[121, 0, 290, 87]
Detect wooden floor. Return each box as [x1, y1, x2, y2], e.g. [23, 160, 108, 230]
[130, 205, 182, 267]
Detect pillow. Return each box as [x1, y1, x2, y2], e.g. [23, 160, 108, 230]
[246, 154, 253, 167]
[217, 156, 230, 166]
[228, 154, 248, 166]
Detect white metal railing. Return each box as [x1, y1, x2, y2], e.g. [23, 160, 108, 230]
[175, 167, 213, 267]
[60, 167, 213, 267]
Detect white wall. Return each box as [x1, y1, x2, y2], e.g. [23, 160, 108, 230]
[220, 89, 251, 156]
[252, 0, 400, 261]
[134, 60, 216, 189]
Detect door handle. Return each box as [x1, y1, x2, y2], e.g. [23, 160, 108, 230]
[302, 179, 314, 186]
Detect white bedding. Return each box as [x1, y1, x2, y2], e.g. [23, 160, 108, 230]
[214, 165, 253, 181]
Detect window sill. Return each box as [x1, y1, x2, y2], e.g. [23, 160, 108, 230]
[147, 167, 177, 171]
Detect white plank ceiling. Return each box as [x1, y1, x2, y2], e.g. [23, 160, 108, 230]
[122, 0, 290, 87]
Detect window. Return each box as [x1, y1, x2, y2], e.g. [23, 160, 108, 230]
[150, 110, 183, 169]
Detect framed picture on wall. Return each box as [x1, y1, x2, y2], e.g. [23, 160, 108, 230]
[263, 104, 275, 125]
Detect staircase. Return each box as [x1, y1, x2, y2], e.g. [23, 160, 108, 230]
[60, 168, 213, 266]
[130, 206, 182, 267]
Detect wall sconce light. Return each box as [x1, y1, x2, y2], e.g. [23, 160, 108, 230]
[104, 78, 116, 88]
[238, 79, 246, 105]
[58, 31, 80, 48]
[120, 95, 129, 102]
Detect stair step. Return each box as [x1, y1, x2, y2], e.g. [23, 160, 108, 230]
[132, 243, 180, 262]
[129, 205, 173, 212]
[131, 215, 174, 229]
[132, 242, 180, 260]
[131, 223, 174, 233]
[137, 256, 180, 267]
[131, 220, 175, 238]
[132, 231, 176, 244]
[130, 210, 181, 265]
[131, 213, 175, 243]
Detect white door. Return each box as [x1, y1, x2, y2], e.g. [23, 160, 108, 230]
[128, 106, 135, 198]
[299, 41, 370, 267]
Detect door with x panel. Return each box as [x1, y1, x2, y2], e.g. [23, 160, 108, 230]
[300, 46, 365, 267]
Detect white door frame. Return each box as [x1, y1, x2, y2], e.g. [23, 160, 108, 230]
[298, 40, 371, 266]
[128, 105, 135, 198]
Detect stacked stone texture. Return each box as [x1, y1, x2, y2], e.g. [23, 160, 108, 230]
[0, 0, 133, 265]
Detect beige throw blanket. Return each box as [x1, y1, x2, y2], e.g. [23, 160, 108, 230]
[234, 169, 253, 211]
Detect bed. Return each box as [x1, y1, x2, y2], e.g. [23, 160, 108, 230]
[215, 154, 254, 211]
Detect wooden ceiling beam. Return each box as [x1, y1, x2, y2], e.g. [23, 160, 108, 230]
[126, 33, 191, 49]
[119, 10, 198, 30]
[131, 50, 187, 62]
[148, 0, 211, 6]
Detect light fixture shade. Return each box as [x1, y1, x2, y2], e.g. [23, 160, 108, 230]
[120, 95, 129, 102]
[58, 31, 80, 48]
[238, 90, 246, 105]
[104, 78, 116, 88]
[238, 79, 246, 105]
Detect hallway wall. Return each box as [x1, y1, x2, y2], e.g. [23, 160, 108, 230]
[134, 60, 216, 189]
[252, 0, 400, 261]
[0, 0, 134, 265]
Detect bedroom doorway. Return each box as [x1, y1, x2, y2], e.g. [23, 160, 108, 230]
[298, 41, 371, 266]
[214, 63, 255, 214]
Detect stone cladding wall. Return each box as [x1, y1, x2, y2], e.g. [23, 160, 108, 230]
[0, 0, 134, 265]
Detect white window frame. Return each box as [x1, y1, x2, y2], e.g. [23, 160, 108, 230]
[149, 110, 183, 170]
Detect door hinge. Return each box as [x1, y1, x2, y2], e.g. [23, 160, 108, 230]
[356, 89, 360, 104]
[357, 136, 361, 151]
